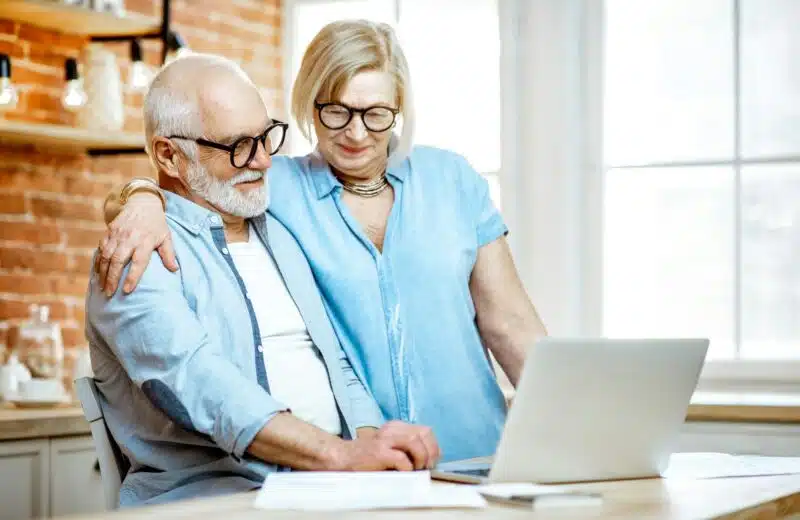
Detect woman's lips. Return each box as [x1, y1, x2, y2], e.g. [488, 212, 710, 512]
[338, 144, 369, 155]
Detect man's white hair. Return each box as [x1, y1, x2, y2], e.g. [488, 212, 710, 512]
[143, 53, 254, 166]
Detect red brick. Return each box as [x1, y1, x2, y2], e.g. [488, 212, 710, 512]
[23, 90, 63, 114]
[26, 45, 80, 69]
[0, 298, 69, 321]
[63, 175, 114, 199]
[63, 226, 103, 249]
[11, 62, 63, 89]
[72, 304, 85, 328]
[30, 197, 100, 222]
[70, 251, 94, 274]
[18, 24, 85, 49]
[0, 193, 27, 214]
[0, 273, 51, 295]
[0, 39, 25, 59]
[0, 298, 29, 320]
[0, 19, 18, 36]
[52, 275, 89, 298]
[0, 221, 62, 244]
[0, 246, 70, 273]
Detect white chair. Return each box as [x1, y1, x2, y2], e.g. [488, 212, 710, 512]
[74, 377, 129, 510]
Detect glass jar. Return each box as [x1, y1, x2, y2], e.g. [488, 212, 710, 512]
[15, 305, 65, 385]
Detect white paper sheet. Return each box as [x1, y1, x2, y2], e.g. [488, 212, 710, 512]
[665, 452, 800, 479]
[253, 470, 487, 511]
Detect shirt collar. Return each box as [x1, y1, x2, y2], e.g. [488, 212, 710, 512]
[309, 133, 409, 200]
[163, 191, 270, 235]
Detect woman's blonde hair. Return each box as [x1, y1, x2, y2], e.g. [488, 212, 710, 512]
[291, 19, 415, 166]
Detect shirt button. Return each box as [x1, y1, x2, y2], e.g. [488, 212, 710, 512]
[257, 345, 264, 353]
[221, 248, 229, 255]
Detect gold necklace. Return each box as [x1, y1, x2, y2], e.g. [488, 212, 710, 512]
[338, 173, 389, 198]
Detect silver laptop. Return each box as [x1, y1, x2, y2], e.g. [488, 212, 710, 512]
[432, 337, 709, 484]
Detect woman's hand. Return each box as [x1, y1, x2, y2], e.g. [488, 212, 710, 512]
[95, 192, 177, 297]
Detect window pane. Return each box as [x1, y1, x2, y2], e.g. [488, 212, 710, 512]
[603, 167, 734, 359]
[740, 0, 800, 158]
[604, 0, 734, 166]
[741, 164, 800, 359]
[288, 0, 395, 155]
[484, 172, 502, 211]
[397, 0, 501, 172]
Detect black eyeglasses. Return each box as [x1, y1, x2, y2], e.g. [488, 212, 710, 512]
[168, 120, 289, 168]
[315, 102, 398, 133]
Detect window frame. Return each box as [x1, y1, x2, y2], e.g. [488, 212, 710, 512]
[599, 0, 800, 388]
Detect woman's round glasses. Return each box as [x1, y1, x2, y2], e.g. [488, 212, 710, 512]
[168, 120, 289, 169]
[315, 102, 398, 133]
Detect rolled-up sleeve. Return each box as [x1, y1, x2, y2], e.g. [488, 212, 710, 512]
[453, 153, 509, 247]
[86, 255, 288, 458]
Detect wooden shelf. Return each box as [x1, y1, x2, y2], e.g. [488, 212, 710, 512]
[0, 119, 144, 151]
[1, 0, 160, 38]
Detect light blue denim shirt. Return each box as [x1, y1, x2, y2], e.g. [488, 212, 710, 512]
[268, 145, 509, 462]
[85, 192, 384, 507]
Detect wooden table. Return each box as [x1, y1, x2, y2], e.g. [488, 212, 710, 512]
[60, 474, 800, 519]
[0, 403, 89, 441]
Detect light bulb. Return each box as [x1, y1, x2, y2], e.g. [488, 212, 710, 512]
[62, 79, 87, 111]
[129, 60, 153, 91]
[0, 77, 17, 111]
[0, 53, 17, 111]
[62, 58, 87, 111]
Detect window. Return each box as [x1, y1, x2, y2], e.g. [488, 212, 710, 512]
[603, 0, 800, 364]
[285, 0, 503, 209]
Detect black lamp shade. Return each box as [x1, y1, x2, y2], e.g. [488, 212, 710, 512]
[130, 39, 143, 62]
[65, 58, 79, 81]
[0, 53, 10, 79]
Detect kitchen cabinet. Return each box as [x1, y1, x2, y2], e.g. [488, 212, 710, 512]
[0, 439, 49, 520]
[49, 436, 105, 517]
[0, 435, 104, 520]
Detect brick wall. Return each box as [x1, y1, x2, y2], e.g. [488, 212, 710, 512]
[0, 0, 283, 375]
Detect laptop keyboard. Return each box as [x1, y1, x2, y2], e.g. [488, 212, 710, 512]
[453, 468, 491, 477]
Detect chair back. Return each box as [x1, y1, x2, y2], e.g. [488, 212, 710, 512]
[74, 377, 129, 510]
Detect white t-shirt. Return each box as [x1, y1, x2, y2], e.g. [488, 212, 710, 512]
[227, 226, 342, 435]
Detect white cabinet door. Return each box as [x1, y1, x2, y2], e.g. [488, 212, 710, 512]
[49, 436, 106, 517]
[0, 439, 49, 520]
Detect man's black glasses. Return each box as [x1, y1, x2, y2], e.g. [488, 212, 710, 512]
[168, 120, 288, 168]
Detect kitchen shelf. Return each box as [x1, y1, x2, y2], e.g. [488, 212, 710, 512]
[0, 120, 144, 152]
[1, 0, 160, 38]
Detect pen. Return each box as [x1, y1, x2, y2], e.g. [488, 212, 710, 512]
[480, 492, 602, 508]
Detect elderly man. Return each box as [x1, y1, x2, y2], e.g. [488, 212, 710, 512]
[85, 53, 439, 507]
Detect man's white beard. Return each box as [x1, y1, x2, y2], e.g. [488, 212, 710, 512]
[186, 162, 269, 218]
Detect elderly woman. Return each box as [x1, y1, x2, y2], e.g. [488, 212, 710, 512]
[97, 19, 546, 462]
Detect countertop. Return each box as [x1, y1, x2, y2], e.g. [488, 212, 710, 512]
[0, 403, 89, 441]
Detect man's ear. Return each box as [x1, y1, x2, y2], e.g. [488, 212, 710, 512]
[151, 137, 182, 180]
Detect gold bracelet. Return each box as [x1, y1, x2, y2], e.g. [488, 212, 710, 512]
[119, 177, 166, 210]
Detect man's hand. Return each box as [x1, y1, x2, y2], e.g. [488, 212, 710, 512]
[248, 413, 439, 472]
[330, 422, 439, 471]
[95, 192, 177, 297]
[374, 421, 440, 470]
